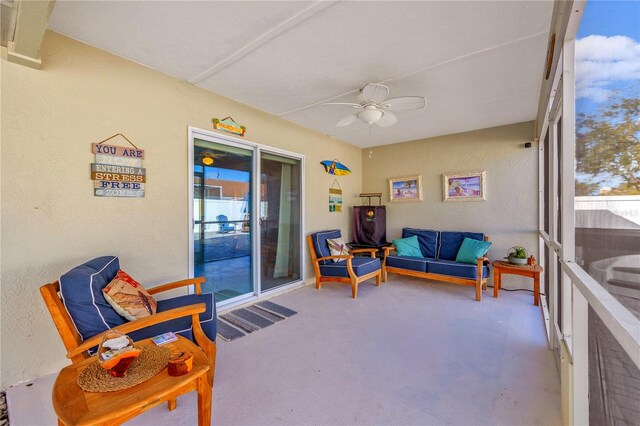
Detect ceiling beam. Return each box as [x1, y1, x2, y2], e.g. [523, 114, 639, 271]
[188, 0, 337, 84]
[6, 0, 55, 69]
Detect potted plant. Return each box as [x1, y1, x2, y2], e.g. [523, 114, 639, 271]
[507, 246, 528, 265]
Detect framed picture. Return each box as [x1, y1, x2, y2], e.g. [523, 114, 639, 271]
[443, 170, 486, 202]
[388, 174, 423, 203]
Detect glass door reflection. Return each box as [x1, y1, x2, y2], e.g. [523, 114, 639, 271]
[260, 152, 301, 291]
[194, 140, 253, 303]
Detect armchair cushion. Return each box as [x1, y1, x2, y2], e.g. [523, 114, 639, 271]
[327, 237, 350, 262]
[103, 269, 158, 320]
[437, 231, 485, 261]
[59, 256, 126, 341]
[319, 257, 381, 278]
[402, 228, 438, 258]
[311, 229, 342, 264]
[128, 293, 217, 344]
[386, 255, 429, 273]
[427, 259, 490, 279]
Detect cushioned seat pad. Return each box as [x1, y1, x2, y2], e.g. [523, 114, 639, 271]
[59, 256, 125, 341]
[129, 293, 217, 343]
[386, 255, 429, 273]
[319, 257, 381, 278]
[426, 259, 490, 279]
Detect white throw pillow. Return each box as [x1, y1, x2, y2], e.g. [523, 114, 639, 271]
[326, 237, 350, 263]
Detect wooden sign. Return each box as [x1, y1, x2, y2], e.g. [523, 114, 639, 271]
[91, 134, 146, 197]
[92, 143, 144, 159]
[213, 117, 246, 136]
[95, 154, 142, 168]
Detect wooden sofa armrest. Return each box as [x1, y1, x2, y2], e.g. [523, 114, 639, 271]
[313, 254, 354, 263]
[67, 303, 206, 359]
[148, 276, 206, 295]
[382, 245, 396, 256]
[350, 248, 377, 257]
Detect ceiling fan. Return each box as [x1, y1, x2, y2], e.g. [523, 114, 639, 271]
[199, 151, 226, 166]
[323, 83, 426, 128]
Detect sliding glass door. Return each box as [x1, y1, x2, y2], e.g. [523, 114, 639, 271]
[190, 128, 303, 306]
[260, 152, 302, 291]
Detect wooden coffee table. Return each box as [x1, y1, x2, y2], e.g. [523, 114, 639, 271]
[492, 260, 543, 306]
[52, 336, 211, 426]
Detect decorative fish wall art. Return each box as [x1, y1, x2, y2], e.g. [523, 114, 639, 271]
[320, 159, 351, 176]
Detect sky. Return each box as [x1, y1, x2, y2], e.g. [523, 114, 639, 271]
[575, 1, 640, 114]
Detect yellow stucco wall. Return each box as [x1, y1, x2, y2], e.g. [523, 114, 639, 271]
[0, 31, 362, 388]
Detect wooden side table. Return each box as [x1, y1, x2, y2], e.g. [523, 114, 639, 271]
[52, 336, 211, 426]
[492, 260, 543, 306]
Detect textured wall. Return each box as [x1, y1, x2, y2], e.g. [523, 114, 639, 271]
[0, 31, 362, 388]
[362, 122, 539, 286]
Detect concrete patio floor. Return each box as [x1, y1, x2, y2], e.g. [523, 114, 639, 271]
[8, 274, 560, 425]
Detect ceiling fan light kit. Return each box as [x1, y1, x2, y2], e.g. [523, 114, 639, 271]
[324, 83, 426, 128]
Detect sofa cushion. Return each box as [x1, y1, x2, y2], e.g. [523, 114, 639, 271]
[311, 230, 342, 264]
[426, 259, 490, 279]
[402, 228, 438, 258]
[392, 235, 423, 257]
[438, 231, 485, 260]
[128, 293, 217, 344]
[386, 255, 429, 273]
[455, 238, 492, 264]
[59, 256, 126, 341]
[319, 257, 381, 278]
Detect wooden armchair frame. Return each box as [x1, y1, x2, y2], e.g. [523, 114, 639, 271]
[306, 235, 381, 298]
[382, 236, 490, 301]
[40, 276, 217, 396]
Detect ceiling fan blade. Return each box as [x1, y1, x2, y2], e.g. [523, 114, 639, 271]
[322, 102, 363, 108]
[359, 83, 390, 104]
[336, 114, 357, 127]
[383, 96, 426, 111]
[376, 110, 398, 127]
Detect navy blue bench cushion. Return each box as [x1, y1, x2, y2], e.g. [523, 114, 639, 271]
[129, 293, 217, 344]
[402, 228, 439, 258]
[386, 255, 429, 273]
[319, 257, 381, 278]
[311, 230, 342, 264]
[59, 256, 126, 341]
[437, 231, 485, 261]
[426, 259, 490, 280]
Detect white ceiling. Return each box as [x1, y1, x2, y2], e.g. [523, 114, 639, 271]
[49, 1, 553, 148]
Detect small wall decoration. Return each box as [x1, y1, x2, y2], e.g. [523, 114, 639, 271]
[212, 117, 246, 136]
[320, 159, 351, 176]
[388, 174, 423, 203]
[329, 179, 343, 212]
[91, 133, 145, 198]
[442, 170, 486, 202]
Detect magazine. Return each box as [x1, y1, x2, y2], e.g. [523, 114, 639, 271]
[151, 332, 178, 345]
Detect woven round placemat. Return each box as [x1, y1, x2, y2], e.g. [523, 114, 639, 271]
[77, 345, 171, 393]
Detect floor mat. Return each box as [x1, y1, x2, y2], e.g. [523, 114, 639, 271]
[216, 319, 246, 341]
[254, 300, 298, 318]
[217, 301, 297, 341]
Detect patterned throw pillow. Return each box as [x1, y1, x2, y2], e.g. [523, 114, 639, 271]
[326, 237, 350, 263]
[103, 270, 158, 321]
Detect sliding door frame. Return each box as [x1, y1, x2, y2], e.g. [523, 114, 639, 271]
[188, 126, 305, 309]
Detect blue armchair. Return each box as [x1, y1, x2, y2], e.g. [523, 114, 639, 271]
[307, 230, 382, 298]
[40, 256, 217, 389]
[217, 214, 235, 233]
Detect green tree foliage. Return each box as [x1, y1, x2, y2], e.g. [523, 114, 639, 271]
[576, 97, 640, 195]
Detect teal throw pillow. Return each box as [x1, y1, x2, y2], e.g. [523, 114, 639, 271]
[393, 235, 423, 258]
[455, 237, 492, 264]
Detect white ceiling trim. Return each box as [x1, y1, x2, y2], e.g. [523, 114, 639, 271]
[187, 0, 337, 84]
[276, 29, 548, 118]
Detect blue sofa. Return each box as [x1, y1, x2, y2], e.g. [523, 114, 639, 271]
[382, 228, 490, 301]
